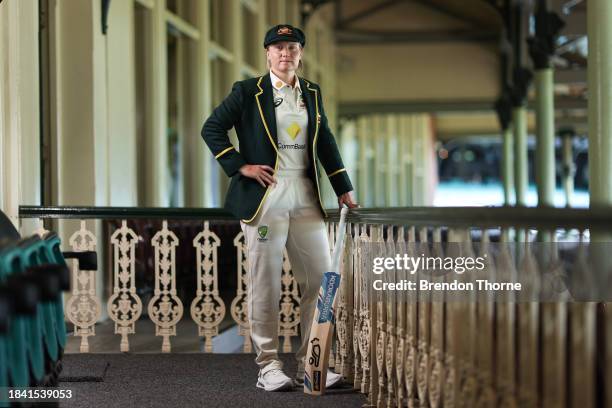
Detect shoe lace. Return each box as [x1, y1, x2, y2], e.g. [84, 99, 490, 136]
[263, 368, 286, 379]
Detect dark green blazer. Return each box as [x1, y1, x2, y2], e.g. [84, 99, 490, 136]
[201, 73, 353, 222]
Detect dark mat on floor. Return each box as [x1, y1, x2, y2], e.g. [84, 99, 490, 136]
[58, 353, 367, 408]
[59, 354, 110, 382]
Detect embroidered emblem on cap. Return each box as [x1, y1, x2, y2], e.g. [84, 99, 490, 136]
[286, 122, 301, 140]
[278, 26, 293, 35]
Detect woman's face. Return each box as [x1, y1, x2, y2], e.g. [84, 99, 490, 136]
[266, 41, 302, 74]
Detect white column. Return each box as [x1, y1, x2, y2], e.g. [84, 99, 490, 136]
[398, 116, 408, 206]
[143, 0, 169, 206]
[588, 0, 612, 209]
[340, 119, 358, 196]
[183, 0, 213, 207]
[0, 0, 41, 229]
[107, 0, 138, 205]
[386, 115, 399, 207]
[587, 6, 612, 406]
[373, 115, 386, 207]
[357, 116, 372, 207]
[412, 115, 426, 206]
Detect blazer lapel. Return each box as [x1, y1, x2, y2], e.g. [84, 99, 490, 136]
[300, 78, 318, 147]
[255, 74, 278, 147]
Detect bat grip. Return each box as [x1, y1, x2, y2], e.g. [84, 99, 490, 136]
[330, 207, 349, 272]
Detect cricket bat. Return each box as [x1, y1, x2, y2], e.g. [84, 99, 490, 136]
[304, 206, 349, 395]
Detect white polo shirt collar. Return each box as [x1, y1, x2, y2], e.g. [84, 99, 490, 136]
[270, 70, 301, 93]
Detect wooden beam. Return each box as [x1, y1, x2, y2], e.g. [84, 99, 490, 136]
[134, 0, 154, 9]
[412, 0, 493, 29]
[337, 0, 401, 28]
[165, 10, 200, 40]
[337, 29, 498, 44]
[208, 41, 234, 63]
[339, 96, 587, 115]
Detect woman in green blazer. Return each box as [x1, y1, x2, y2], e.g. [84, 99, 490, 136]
[202, 24, 357, 392]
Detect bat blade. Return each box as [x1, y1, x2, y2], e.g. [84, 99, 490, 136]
[304, 271, 341, 395]
[304, 206, 349, 396]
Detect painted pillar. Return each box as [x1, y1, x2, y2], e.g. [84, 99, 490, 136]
[588, 0, 612, 210]
[386, 115, 399, 207]
[534, 69, 555, 207]
[413, 115, 426, 206]
[357, 116, 372, 207]
[186, 0, 214, 207]
[339, 119, 358, 199]
[587, 3, 612, 408]
[143, 0, 169, 206]
[502, 126, 514, 205]
[510, 0, 531, 208]
[373, 115, 386, 207]
[0, 0, 40, 230]
[513, 107, 528, 206]
[528, 0, 565, 208]
[398, 115, 410, 206]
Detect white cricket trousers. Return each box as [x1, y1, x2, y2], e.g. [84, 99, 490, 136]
[240, 169, 331, 374]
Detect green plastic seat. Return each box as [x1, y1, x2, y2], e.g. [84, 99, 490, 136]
[0, 242, 37, 387]
[40, 233, 68, 351]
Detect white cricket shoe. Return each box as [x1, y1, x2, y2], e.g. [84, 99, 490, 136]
[295, 369, 344, 389]
[256, 368, 294, 392]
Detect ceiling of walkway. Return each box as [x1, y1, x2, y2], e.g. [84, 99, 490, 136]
[318, 0, 588, 136]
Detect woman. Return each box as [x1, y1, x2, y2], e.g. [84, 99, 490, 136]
[202, 24, 358, 392]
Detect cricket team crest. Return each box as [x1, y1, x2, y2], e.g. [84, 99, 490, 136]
[257, 225, 269, 242]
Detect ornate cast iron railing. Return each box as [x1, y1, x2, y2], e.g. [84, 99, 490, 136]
[19, 205, 611, 407]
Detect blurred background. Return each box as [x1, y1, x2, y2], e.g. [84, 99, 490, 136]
[0, 0, 591, 217]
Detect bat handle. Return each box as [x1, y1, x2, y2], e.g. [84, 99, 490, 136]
[330, 207, 349, 272]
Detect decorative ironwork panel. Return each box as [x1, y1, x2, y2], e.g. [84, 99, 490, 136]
[569, 233, 596, 408]
[336, 221, 354, 381]
[190, 222, 226, 352]
[394, 226, 407, 407]
[107, 220, 142, 352]
[353, 224, 364, 390]
[66, 220, 101, 353]
[459, 229, 478, 408]
[374, 225, 387, 408]
[517, 233, 540, 408]
[231, 231, 251, 352]
[475, 230, 497, 408]
[404, 226, 418, 408]
[496, 230, 518, 408]
[327, 221, 336, 369]
[429, 228, 444, 408]
[416, 227, 431, 408]
[541, 241, 568, 408]
[148, 221, 183, 353]
[358, 225, 371, 394]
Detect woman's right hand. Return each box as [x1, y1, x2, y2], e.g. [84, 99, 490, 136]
[239, 164, 276, 187]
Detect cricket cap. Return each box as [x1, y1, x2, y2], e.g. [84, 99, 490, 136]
[263, 24, 306, 48]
